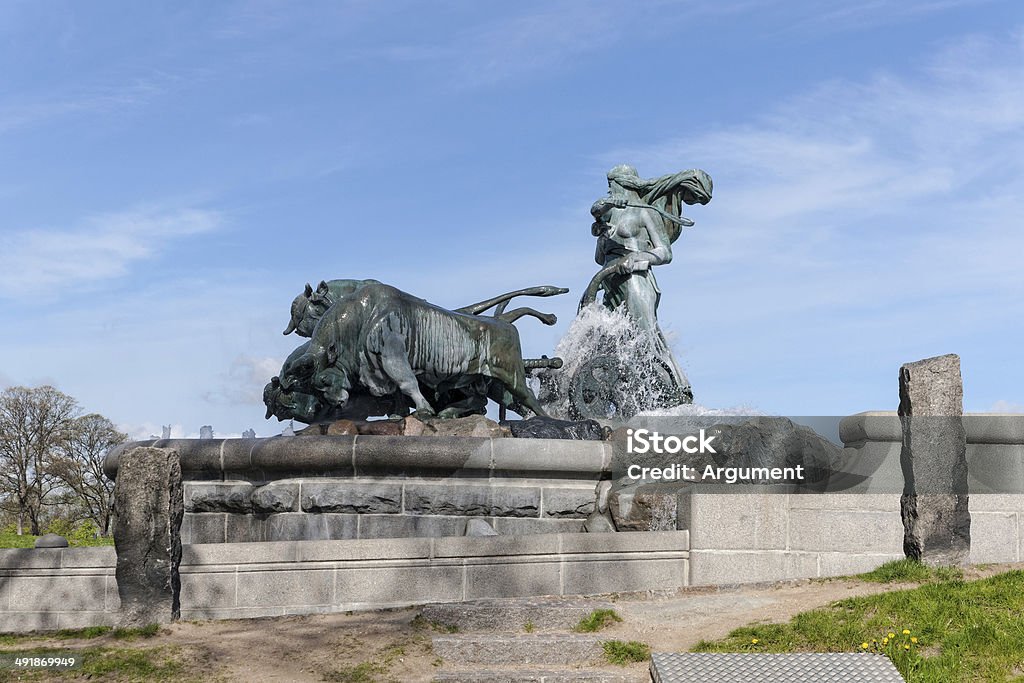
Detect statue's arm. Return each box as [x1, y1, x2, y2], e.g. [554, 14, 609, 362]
[591, 196, 626, 219]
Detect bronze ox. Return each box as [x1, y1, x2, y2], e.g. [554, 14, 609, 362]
[280, 282, 546, 420]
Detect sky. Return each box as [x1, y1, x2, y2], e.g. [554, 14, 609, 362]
[1, 0, 1022, 439]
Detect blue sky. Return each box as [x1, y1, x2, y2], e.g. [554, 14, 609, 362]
[1, 0, 1022, 438]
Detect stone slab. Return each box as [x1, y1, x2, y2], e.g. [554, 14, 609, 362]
[541, 488, 597, 519]
[356, 514, 467, 539]
[235, 569, 334, 607]
[898, 354, 971, 566]
[404, 483, 541, 518]
[301, 481, 402, 514]
[265, 512, 357, 542]
[492, 518, 584, 535]
[563, 558, 686, 595]
[788, 509, 903, 553]
[432, 634, 604, 666]
[420, 598, 617, 632]
[689, 551, 818, 586]
[969, 512, 1020, 564]
[684, 494, 788, 551]
[465, 561, 562, 600]
[335, 566, 463, 605]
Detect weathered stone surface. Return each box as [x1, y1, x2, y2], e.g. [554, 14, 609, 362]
[583, 510, 616, 532]
[609, 484, 680, 531]
[425, 414, 510, 438]
[327, 419, 359, 435]
[357, 420, 404, 436]
[421, 597, 617, 633]
[184, 482, 254, 513]
[466, 519, 499, 536]
[503, 416, 606, 440]
[251, 482, 298, 513]
[432, 634, 604, 666]
[34, 533, 69, 548]
[541, 488, 595, 518]
[899, 354, 971, 566]
[404, 484, 540, 518]
[400, 416, 429, 436]
[301, 482, 402, 514]
[113, 447, 183, 625]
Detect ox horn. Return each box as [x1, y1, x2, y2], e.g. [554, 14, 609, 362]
[283, 319, 297, 335]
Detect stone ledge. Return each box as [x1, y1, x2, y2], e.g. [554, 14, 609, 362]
[105, 436, 613, 481]
[841, 411, 1024, 445]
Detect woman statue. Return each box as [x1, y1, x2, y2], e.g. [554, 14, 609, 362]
[586, 164, 713, 403]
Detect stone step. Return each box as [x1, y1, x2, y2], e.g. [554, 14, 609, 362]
[433, 634, 606, 666]
[433, 668, 643, 682]
[421, 598, 618, 633]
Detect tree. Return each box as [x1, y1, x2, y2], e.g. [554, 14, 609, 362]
[50, 413, 126, 535]
[0, 386, 80, 535]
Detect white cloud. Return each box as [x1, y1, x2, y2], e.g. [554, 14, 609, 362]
[0, 206, 223, 298]
[990, 400, 1024, 413]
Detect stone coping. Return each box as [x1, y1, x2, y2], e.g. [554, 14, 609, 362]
[0, 532, 689, 572]
[103, 436, 613, 481]
[840, 411, 1024, 445]
[177, 530, 688, 567]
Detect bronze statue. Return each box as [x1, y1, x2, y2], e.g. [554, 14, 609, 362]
[566, 164, 712, 418]
[267, 281, 566, 423]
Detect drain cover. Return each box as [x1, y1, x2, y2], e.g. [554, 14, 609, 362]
[650, 652, 905, 682]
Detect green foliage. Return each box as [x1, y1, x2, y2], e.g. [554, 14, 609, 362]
[0, 527, 113, 548]
[602, 639, 650, 665]
[78, 646, 186, 680]
[574, 608, 623, 633]
[323, 642, 408, 682]
[523, 620, 535, 633]
[55, 625, 113, 639]
[113, 623, 162, 640]
[694, 569, 1024, 682]
[410, 614, 457, 633]
[857, 558, 963, 584]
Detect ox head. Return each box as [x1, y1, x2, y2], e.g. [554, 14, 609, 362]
[263, 375, 324, 423]
[283, 282, 338, 337]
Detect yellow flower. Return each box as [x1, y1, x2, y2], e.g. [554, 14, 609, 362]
[751, 638, 759, 644]
[882, 638, 889, 645]
[904, 644, 911, 650]
[911, 637, 918, 643]
[902, 629, 910, 635]
[861, 642, 869, 649]
[888, 632, 896, 639]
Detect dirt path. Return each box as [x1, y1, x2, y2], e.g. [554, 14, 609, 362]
[9, 564, 1022, 682]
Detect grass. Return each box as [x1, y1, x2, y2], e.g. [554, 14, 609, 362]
[694, 566, 1024, 682]
[0, 645, 188, 683]
[0, 624, 160, 646]
[602, 640, 650, 665]
[0, 531, 114, 549]
[410, 614, 457, 633]
[856, 558, 964, 584]
[574, 608, 623, 633]
[323, 642, 409, 683]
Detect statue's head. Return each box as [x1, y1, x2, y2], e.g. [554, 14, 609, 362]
[607, 164, 641, 195]
[283, 282, 335, 337]
[607, 164, 638, 181]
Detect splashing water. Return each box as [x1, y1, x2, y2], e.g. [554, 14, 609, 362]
[538, 304, 690, 420]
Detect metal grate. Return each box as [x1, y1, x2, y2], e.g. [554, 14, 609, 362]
[650, 652, 905, 682]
